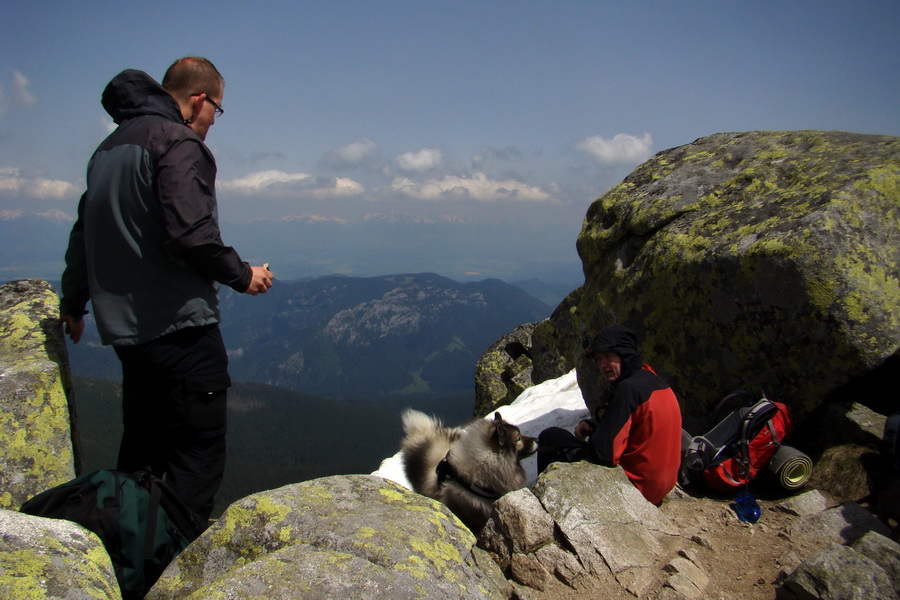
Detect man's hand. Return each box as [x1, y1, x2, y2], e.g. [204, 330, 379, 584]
[575, 420, 596, 442]
[244, 265, 273, 295]
[60, 314, 85, 344]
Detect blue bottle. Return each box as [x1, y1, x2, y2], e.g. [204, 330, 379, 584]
[733, 489, 761, 523]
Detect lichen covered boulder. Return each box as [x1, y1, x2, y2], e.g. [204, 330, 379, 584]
[474, 322, 538, 417]
[0, 508, 121, 599]
[147, 474, 508, 600]
[0, 279, 77, 509]
[534, 130, 900, 417]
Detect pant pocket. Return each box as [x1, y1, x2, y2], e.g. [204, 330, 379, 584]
[182, 372, 230, 435]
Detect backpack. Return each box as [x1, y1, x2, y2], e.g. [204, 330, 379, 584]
[19, 470, 203, 599]
[681, 392, 801, 492]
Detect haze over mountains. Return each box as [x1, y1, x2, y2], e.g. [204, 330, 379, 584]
[0, 206, 584, 286]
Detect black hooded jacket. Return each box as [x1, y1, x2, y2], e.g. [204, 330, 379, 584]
[585, 326, 683, 504]
[61, 70, 251, 345]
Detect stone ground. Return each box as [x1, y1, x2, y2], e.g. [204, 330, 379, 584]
[506, 485, 891, 600]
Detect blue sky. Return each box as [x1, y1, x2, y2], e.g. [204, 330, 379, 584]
[1, 1, 897, 284]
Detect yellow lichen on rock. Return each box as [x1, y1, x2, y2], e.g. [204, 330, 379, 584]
[0, 280, 76, 509]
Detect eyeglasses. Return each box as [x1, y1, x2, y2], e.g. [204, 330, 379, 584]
[191, 93, 224, 117]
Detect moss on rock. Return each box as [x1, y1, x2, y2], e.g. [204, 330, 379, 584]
[147, 474, 507, 600]
[0, 280, 77, 509]
[0, 509, 120, 600]
[533, 131, 899, 417]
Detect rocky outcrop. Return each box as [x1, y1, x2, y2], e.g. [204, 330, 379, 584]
[147, 474, 508, 600]
[7, 459, 898, 599]
[474, 322, 538, 417]
[480, 462, 682, 598]
[0, 508, 120, 599]
[527, 130, 900, 419]
[779, 542, 895, 600]
[478, 462, 899, 600]
[0, 279, 78, 509]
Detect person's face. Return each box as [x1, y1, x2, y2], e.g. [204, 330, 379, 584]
[594, 352, 622, 383]
[188, 89, 223, 142]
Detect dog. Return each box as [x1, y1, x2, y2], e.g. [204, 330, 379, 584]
[400, 409, 538, 532]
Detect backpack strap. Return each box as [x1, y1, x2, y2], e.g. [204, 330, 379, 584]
[736, 399, 779, 479]
[142, 474, 163, 572]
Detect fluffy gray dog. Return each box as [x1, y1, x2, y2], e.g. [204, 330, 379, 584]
[401, 409, 538, 532]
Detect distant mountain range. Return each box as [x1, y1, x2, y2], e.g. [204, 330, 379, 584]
[220, 273, 551, 397]
[63, 273, 557, 401]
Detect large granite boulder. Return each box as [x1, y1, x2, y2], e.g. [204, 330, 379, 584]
[474, 322, 538, 417]
[778, 542, 895, 600]
[147, 474, 508, 600]
[0, 279, 78, 509]
[0, 508, 120, 599]
[530, 130, 900, 418]
[479, 461, 684, 598]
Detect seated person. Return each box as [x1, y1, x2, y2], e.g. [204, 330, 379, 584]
[538, 325, 683, 504]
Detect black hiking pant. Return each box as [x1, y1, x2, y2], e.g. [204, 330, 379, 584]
[537, 427, 590, 473]
[114, 324, 229, 522]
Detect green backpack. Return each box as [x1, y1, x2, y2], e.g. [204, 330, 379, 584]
[20, 470, 203, 599]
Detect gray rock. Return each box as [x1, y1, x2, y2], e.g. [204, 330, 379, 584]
[663, 556, 709, 599]
[532, 544, 588, 588]
[802, 401, 888, 452]
[0, 508, 120, 599]
[779, 543, 894, 600]
[850, 531, 900, 595]
[788, 501, 892, 546]
[482, 488, 555, 557]
[531, 461, 679, 577]
[808, 443, 880, 504]
[509, 553, 549, 591]
[0, 279, 78, 510]
[774, 489, 831, 517]
[147, 474, 508, 600]
[474, 322, 538, 416]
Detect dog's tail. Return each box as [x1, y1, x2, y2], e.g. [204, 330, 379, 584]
[401, 409, 440, 437]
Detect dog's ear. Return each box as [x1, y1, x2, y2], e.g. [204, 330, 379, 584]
[493, 415, 517, 449]
[494, 422, 510, 448]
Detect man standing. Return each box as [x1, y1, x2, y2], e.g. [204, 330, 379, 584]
[537, 325, 683, 504]
[59, 57, 272, 520]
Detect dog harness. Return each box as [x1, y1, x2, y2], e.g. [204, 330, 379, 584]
[436, 455, 502, 500]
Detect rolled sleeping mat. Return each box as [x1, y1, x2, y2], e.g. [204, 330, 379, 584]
[768, 445, 813, 490]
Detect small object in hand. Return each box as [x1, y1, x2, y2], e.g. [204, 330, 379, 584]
[263, 263, 270, 271]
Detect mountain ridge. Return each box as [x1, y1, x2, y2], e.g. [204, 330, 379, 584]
[59, 273, 555, 401]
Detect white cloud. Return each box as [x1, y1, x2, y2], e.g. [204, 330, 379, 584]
[575, 132, 654, 164]
[12, 71, 37, 107]
[0, 167, 78, 199]
[0, 70, 37, 117]
[219, 169, 364, 199]
[322, 138, 379, 168]
[395, 148, 442, 172]
[390, 172, 551, 202]
[310, 177, 365, 199]
[220, 170, 313, 192]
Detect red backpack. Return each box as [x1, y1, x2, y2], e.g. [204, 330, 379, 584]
[682, 393, 798, 492]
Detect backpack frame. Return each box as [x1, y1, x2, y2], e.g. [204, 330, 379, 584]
[682, 393, 793, 492]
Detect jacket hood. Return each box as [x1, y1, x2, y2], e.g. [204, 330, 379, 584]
[588, 325, 643, 379]
[101, 69, 184, 125]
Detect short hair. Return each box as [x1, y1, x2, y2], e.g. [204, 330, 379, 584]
[162, 57, 224, 102]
